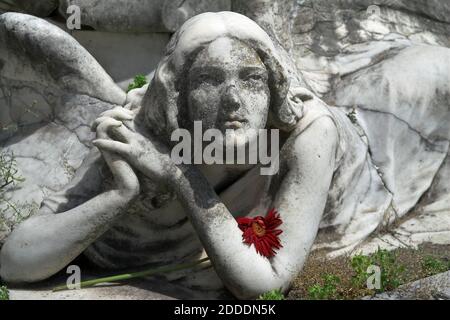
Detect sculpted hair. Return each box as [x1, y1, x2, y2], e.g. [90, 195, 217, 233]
[140, 12, 302, 143]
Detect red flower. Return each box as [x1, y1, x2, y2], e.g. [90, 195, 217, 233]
[236, 208, 283, 258]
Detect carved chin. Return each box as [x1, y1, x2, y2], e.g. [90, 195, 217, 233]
[224, 130, 248, 147]
[227, 127, 263, 147]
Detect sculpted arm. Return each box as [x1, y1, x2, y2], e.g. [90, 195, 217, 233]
[93, 107, 338, 299]
[171, 117, 338, 298]
[0, 121, 140, 283]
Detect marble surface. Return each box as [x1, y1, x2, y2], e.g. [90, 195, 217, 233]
[1, 0, 450, 299]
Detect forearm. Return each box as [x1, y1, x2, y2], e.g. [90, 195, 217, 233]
[0, 189, 131, 283]
[169, 164, 286, 299]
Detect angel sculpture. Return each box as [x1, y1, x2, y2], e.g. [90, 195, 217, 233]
[0, 11, 449, 300]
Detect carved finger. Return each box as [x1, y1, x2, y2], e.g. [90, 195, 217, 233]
[96, 118, 123, 139]
[100, 151, 139, 196]
[93, 139, 130, 155]
[91, 110, 133, 132]
[92, 116, 111, 132]
[109, 123, 134, 143]
[99, 107, 134, 120]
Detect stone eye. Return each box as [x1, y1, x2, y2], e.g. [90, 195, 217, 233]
[242, 72, 266, 83]
[196, 73, 221, 86]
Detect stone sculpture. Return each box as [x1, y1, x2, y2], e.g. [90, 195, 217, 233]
[0, 2, 449, 300]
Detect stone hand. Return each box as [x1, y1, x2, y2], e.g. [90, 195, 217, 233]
[92, 113, 174, 184]
[92, 106, 137, 131]
[93, 115, 140, 200]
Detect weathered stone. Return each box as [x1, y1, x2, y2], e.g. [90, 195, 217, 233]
[291, 0, 450, 97]
[7, 270, 226, 300]
[0, 1, 449, 300]
[58, 0, 230, 32]
[11, 0, 58, 17]
[0, 12, 125, 245]
[162, 0, 231, 32]
[366, 271, 450, 300]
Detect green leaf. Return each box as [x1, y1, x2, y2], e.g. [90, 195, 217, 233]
[307, 274, 341, 300]
[258, 289, 285, 300]
[0, 285, 9, 300]
[126, 75, 148, 93]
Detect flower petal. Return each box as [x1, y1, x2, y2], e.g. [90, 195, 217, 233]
[236, 208, 284, 258]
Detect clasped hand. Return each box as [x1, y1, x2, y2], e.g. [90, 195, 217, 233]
[92, 107, 174, 184]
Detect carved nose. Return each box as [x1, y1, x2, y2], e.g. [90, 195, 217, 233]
[222, 84, 241, 111]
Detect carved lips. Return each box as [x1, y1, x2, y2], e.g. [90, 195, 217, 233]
[236, 208, 283, 258]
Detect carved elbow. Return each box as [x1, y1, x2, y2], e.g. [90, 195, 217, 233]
[0, 227, 49, 283]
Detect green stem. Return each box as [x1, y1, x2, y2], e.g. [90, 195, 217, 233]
[53, 257, 211, 292]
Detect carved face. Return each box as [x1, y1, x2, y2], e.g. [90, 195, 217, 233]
[187, 37, 270, 145]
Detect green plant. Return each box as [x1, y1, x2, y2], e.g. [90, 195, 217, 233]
[350, 254, 372, 288]
[1, 150, 24, 230]
[308, 274, 341, 300]
[351, 248, 406, 292]
[0, 285, 9, 300]
[126, 75, 148, 93]
[257, 289, 285, 300]
[0, 151, 24, 189]
[0, 150, 36, 233]
[422, 256, 449, 276]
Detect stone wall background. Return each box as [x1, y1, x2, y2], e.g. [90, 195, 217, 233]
[290, 0, 450, 97]
[3, 0, 449, 96]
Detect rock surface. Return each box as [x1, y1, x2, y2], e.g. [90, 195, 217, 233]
[327, 44, 450, 256]
[9, 283, 177, 300]
[0, 13, 125, 242]
[291, 0, 450, 97]
[9, 0, 58, 17]
[281, 0, 450, 256]
[58, 0, 230, 32]
[7, 270, 225, 300]
[367, 271, 450, 300]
